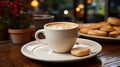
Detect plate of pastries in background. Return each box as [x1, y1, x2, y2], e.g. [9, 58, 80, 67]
[79, 17, 120, 42]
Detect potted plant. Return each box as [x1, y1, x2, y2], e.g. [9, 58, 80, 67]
[0, 0, 33, 44]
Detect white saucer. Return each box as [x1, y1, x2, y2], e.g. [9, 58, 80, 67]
[21, 38, 102, 62]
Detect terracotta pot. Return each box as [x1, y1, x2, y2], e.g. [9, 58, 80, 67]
[29, 26, 35, 40]
[0, 27, 9, 41]
[34, 15, 54, 31]
[8, 28, 32, 44]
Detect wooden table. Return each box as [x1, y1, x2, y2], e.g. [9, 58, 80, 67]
[0, 40, 120, 67]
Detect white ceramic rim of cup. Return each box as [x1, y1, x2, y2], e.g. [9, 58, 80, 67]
[34, 14, 54, 19]
[44, 22, 79, 30]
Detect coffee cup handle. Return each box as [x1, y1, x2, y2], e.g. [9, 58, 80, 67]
[35, 29, 45, 40]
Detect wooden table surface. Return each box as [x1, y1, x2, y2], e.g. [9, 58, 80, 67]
[0, 39, 120, 67]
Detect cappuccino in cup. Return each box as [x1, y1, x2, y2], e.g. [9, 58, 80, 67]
[35, 22, 79, 53]
[47, 23, 78, 29]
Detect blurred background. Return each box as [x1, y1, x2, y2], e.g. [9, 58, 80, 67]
[29, 0, 120, 23]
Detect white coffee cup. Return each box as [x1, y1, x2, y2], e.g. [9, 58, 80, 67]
[35, 22, 79, 53]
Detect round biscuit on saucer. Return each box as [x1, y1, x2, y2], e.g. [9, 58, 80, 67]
[71, 47, 90, 57]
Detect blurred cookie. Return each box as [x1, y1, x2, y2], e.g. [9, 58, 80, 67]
[100, 25, 114, 32]
[109, 31, 120, 37]
[107, 17, 120, 26]
[79, 28, 90, 34]
[79, 23, 95, 28]
[71, 47, 90, 57]
[113, 26, 120, 31]
[79, 19, 120, 38]
[98, 21, 110, 26]
[89, 23, 102, 30]
[116, 35, 120, 38]
[88, 30, 107, 37]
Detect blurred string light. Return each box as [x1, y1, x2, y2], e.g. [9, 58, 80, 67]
[76, 4, 84, 12]
[87, 0, 92, 4]
[75, 0, 92, 12]
[64, 10, 68, 15]
[31, 0, 39, 7]
[78, 4, 84, 8]
[76, 7, 80, 12]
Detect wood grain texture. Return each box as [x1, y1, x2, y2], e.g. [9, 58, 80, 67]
[0, 41, 120, 67]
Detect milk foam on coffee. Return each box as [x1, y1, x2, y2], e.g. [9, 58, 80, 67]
[47, 23, 78, 30]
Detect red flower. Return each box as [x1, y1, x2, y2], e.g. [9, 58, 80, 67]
[0, 0, 30, 17]
[7, 1, 19, 17]
[0, 0, 7, 17]
[0, 0, 33, 29]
